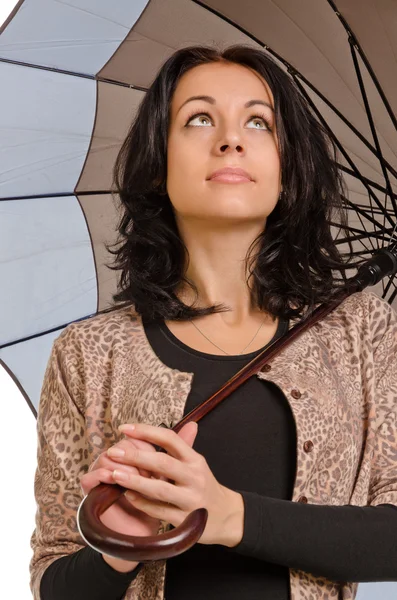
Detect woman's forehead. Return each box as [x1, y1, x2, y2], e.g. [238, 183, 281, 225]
[171, 62, 275, 114]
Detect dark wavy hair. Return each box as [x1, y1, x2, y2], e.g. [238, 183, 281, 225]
[105, 44, 356, 322]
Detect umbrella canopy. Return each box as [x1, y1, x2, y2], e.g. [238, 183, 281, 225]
[0, 2, 396, 598]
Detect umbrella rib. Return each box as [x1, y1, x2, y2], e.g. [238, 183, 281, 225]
[0, 191, 113, 202]
[0, 358, 37, 418]
[0, 56, 141, 93]
[293, 78, 395, 228]
[383, 267, 397, 298]
[336, 225, 395, 243]
[0, 313, 96, 350]
[293, 72, 397, 178]
[348, 249, 376, 258]
[0, 55, 150, 96]
[349, 41, 397, 218]
[328, 0, 397, 281]
[347, 204, 377, 253]
[346, 204, 394, 215]
[367, 188, 379, 251]
[330, 222, 393, 243]
[391, 222, 397, 243]
[0, 276, 129, 350]
[327, 0, 397, 132]
[336, 165, 397, 202]
[360, 206, 377, 252]
[334, 232, 391, 246]
[341, 195, 390, 233]
[0, 55, 96, 81]
[387, 282, 397, 304]
[343, 200, 394, 216]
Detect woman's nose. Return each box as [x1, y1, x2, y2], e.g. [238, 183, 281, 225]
[219, 142, 244, 153]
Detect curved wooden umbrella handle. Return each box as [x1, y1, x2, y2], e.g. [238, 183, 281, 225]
[77, 481, 208, 561]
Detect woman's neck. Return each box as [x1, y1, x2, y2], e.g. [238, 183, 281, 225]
[175, 219, 266, 324]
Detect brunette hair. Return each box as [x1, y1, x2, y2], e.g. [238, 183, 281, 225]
[105, 44, 356, 322]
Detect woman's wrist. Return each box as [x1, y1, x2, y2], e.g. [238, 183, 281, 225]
[219, 489, 245, 547]
[102, 553, 141, 573]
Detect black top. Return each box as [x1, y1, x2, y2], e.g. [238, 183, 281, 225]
[40, 317, 397, 600]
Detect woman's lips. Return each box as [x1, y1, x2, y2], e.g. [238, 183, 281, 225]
[208, 174, 253, 183]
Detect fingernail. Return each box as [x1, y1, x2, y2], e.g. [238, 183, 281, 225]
[119, 424, 135, 433]
[113, 469, 129, 482]
[108, 447, 125, 458]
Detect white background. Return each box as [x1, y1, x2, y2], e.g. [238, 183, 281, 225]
[0, 365, 37, 599]
[0, 1, 19, 27]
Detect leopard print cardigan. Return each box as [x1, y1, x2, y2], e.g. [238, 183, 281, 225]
[29, 290, 397, 600]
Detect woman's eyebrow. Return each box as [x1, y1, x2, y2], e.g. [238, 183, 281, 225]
[177, 95, 274, 115]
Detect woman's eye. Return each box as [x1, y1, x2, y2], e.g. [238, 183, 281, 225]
[186, 113, 270, 130]
[247, 117, 269, 130]
[186, 114, 212, 127]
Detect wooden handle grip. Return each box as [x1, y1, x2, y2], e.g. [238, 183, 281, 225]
[77, 482, 208, 561]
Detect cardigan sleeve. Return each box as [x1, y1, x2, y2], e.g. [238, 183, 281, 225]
[367, 292, 397, 507]
[30, 324, 143, 600]
[40, 546, 143, 600]
[29, 324, 91, 599]
[229, 492, 397, 582]
[30, 323, 166, 600]
[29, 324, 142, 600]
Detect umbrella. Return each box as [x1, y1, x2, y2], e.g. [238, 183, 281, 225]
[0, 2, 396, 598]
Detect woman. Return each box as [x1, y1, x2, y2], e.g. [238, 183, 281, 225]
[30, 44, 397, 600]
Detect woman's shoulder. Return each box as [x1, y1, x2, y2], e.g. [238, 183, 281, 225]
[308, 290, 396, 358]
[53, 303, 142, 351]
[331, 290, 397, 367]
[338, 289, 396, 330]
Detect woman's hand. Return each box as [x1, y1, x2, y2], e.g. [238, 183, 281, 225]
[79, 421, 200, 571]
[80, 421, 199, 538]
[110, 421, 244, 547]
[80, 436, 162, 539]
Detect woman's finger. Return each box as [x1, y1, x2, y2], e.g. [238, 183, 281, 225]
[81, 461, 149, 495]
[118, 422, 198, 462]
[80, 467, 116, 496]
[112, 469, 189, 509]
[107, 445, 190, 485]
[82, 433, 167, 496]
[101, 451, 152, 479]
[125, 492, 180, 523]
[108, 438, 167, 478]
[121, 436, 159, 453]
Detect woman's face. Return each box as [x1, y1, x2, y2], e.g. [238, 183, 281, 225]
[166, 61, 281, 228]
